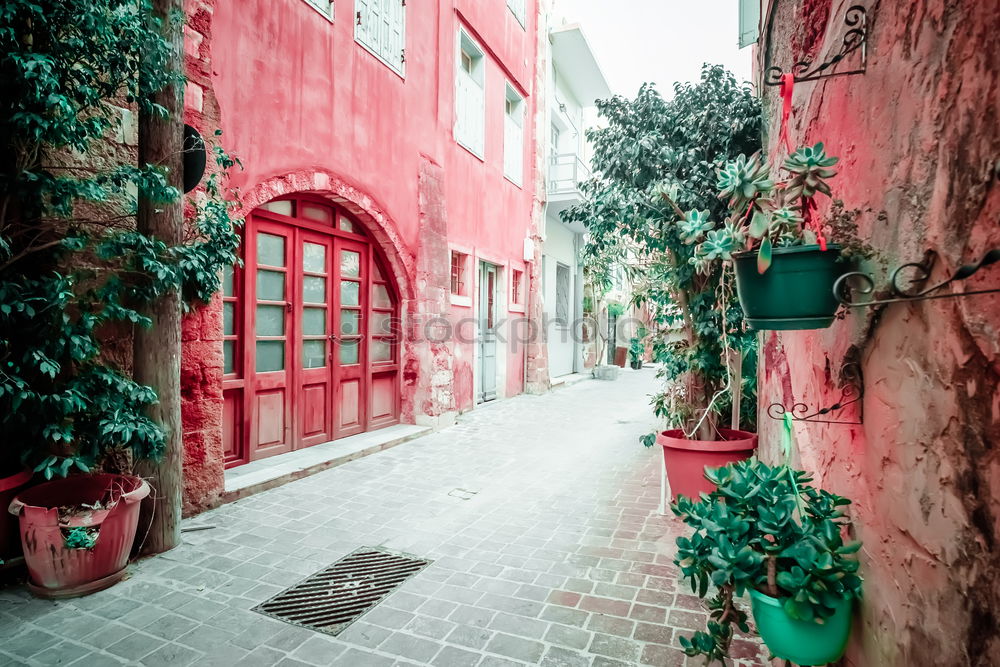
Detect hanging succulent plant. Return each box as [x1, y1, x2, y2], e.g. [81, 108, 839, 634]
[716, 152, 775, 209]
[783, 142, 839, 200]
[677, 209, 715, 244]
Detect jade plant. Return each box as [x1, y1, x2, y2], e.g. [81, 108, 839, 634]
[671, 459, 863, 663]
[678, 143, 841, 276]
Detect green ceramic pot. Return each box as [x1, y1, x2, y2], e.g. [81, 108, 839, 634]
[749, 589, 853, 666]
[732, 244, 847, 330]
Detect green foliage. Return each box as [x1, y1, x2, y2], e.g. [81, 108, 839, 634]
[563, 65, 761, 437]
[628, 336, 642, 363]
[0, 1, 242, 476]
[686, 142, 847, 275]
[672, 459, 864, 662]
[783, 142, 838, 200]
[63, 526, 99, 549]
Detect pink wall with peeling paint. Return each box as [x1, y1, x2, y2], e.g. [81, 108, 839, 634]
[757, 1, 1000, 664]
[179, 0, 542, 513]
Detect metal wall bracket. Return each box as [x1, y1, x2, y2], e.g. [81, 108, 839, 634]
[764, 5, 869, 86]
[767, 362, 864, 425]
[834, 248, 1000, 308]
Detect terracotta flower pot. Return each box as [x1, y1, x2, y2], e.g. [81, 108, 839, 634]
[0, 469, 32, 561]
[8, 473, 149, 598]
[658, 429, 757, 500]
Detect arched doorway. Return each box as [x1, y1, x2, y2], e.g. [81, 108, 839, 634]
[221, 195, 401, 466]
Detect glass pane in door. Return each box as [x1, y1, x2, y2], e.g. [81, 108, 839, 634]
[303, 340, 326, 368]
[257, 232, 286, 266]
[256, 340, 284, 372]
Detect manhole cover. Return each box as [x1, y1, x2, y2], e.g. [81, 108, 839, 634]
[253, 547, 431, 636]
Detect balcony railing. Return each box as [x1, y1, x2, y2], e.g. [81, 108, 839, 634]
[548, 153, 591, 196]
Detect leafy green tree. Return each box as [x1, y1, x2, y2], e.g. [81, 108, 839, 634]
[0, 1, 241, 478]
[564, 65, 761, 439]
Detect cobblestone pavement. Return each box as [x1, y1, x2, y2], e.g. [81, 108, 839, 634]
[0, 368, 767, 666]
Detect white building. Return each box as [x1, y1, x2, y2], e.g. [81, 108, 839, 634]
[540, 21, 610, 381]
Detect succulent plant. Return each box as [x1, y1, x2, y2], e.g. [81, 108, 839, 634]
[783, 142, 839, 199]
[717, 153, 774, 208]
[678, 209, 715, 244]
[691, 222, 746, 274]
[672, 459, 863, 662]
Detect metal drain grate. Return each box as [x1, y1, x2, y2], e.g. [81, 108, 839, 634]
[253, 547, 431, 636]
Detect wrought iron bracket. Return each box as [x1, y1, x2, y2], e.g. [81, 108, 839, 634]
[767, 362, 864, 425]
[764, 5, 869, 86]
[834, 248, 1000, 308]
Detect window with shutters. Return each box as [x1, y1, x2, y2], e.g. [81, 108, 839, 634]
[738, 0, 760, 48]
[455, 30, 486, 157]
[355, 0, 406, 75]
[507, 0, 526, 27]
[503, 84, 524, 185]
[301, 0, 334, 21]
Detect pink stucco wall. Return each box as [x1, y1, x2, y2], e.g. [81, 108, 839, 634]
[757, 1, 1000, 664]
[179, 0, 542, 513]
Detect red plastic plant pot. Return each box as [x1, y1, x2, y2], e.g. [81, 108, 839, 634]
[0, 469, 33, 560]
[8, 473, 149, 598]
[658, 429, 757, 500]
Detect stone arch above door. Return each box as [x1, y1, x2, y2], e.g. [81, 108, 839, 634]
[238, 170, 415, 305]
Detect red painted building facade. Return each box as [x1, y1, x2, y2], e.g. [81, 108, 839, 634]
[181, 0, 544, 513]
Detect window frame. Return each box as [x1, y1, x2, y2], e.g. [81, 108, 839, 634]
[355, 0, 407, 77]
[509, 267, 526, 313]
[454, 28, 486, 159]
[300, 0, 334, 22]
[503, 83, 525, 186]
[507, 0, 526, 28]
[449, 249, 473, 307]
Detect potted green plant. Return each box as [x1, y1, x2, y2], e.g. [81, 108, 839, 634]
[628, 336, 643, 369]
[672, 459, 863, 665]
[683, 143, 867, 330]
[563, 66, 761, 499]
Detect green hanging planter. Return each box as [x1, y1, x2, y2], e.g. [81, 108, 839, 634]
[750, 589, 853, 666]
[732, 244, 848, 330]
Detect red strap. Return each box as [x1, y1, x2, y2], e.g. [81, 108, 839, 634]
[779, 73, 795, 154]
[802, 197, 828, 250]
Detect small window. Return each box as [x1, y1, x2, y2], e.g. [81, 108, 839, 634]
[507, 0, 526, 27]
[450, 251, 470, 296]
[356, 0, 406, 75]
[302, 0, 334, 20]
[503, 84, 525, 184]
[511, 269, 524, 306]
[455, 30, 485, 156]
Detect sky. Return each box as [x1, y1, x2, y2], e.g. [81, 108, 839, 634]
[555, 0, 754, 98]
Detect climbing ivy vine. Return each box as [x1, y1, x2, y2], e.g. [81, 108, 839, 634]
[0, 1, 241, 478]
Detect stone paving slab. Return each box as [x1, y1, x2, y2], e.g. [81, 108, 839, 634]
[0, 368, 768, 666]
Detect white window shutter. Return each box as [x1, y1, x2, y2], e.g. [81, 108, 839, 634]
[455, 71, 484, 155]
[504, 109, 523, 183]
[357, 0, 371, 44]
[738, 0, 760, 49]
[355, 0, 405, 74]
[391, 0, 405, 70]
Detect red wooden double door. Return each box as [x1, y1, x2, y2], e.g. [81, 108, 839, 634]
[222, 196, 400, 467]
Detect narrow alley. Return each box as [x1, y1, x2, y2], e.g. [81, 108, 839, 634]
[0, 370, 766, 666]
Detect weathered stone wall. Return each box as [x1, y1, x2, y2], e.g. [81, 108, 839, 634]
[757, 1, 1000, 664]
